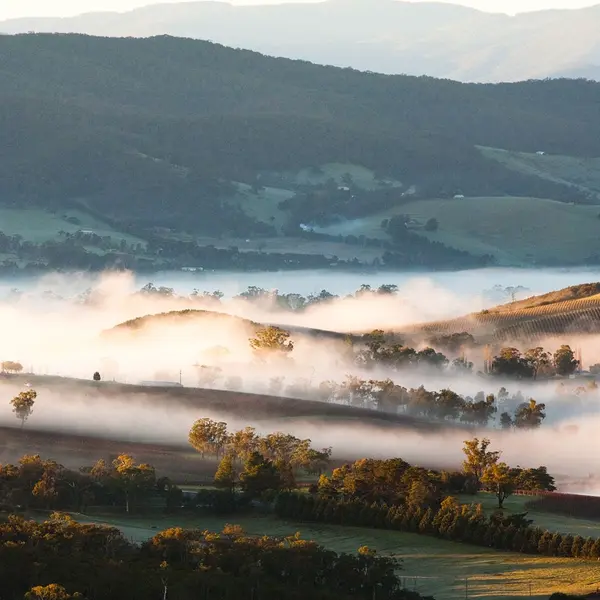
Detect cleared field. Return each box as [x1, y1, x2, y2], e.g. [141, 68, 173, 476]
[458, 493, 600, 539]
[0, 207, 144, 245]
[322, 195, 600, 264]
[227, 182, 295, 232]
[64, 511, 600, 600]
[479, 146, 600, 198]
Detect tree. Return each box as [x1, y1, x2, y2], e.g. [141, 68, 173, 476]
[10, 389, 36, 429]
[553, 345, 579, 376]
[481, 462, 516, 508]
[214, 454, 237, 493]
[1, 360, 23, 374]
[239, 452, 282, 499]
[500, 412, 514, 429]
[92, 371, 101, 381]
[491, 348, 533, 379]
[25, 585, 82, 600]
[462, 438, 500, 488]
[249, 326, 294, 360]
[524, 347, 551, 380]
[424, 217, 439, 232]
[189, 418, 229, 459]
[112, 454, 156, 514]
[514, 399, 546, 429]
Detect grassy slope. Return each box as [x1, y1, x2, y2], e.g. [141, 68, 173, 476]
[0, 208, 144, 245]
[66, 511, 600, 600]
[479, 146, 600, 199]
[322, 196, 600, 265]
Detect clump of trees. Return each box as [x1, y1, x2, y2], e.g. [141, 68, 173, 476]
[491, 345, 579, 379]
[189, 418, 332, 498]
[0, 453, 161, 514]
[1, 360, 23, 374]
[0, 513, 431, 600]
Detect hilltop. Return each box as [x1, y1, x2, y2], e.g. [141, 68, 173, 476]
[2, 1, 600, 83]
[1, 34, 600, 271]
[402, 283, 600, 343]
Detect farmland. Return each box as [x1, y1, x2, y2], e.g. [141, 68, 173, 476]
[401, 286, 600, 342]
[53, 510, 600, 600]
[479, 146, 600, 199]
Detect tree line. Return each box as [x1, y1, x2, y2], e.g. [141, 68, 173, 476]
[0, 513, 433, 600]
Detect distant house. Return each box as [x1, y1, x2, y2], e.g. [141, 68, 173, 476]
[536, 151, 546, 155]
[453, 194, 465, 199]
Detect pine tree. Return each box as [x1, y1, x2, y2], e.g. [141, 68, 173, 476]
[538, 531, 553, 555]
[418, 508, 434, 534]
[558, 534, 574, 557]
[580, 537, 594, 559]
[590, 537, 600, 559]
[549, 533, 563, 556]
[571, 535, 584, 558]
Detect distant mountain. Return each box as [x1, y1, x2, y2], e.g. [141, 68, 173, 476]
[1, 33, 600, 270]
[2, 0, 600, 82]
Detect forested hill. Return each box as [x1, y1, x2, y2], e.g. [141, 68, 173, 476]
[1, 33, 600, 236]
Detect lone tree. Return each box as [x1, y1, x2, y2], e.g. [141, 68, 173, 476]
[10, 389, 37, 429]
[462, 437, 500, 489]
[93, 371, 101, 381]
[249, 326, 294, 360]
[481, 462, 516, 508]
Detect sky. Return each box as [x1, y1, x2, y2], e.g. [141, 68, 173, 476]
[0, 0, 598, 21]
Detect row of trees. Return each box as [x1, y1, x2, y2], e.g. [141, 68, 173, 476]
[274, 492, 600, 561]
[0, 513, 432, 600]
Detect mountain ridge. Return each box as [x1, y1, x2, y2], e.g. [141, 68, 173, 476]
[2, 0, 600, 82]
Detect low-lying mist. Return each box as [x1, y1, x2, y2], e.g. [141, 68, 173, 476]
[2, 268, 600, 491]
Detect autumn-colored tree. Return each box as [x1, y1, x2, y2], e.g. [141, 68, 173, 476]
[112, 454, 156, 514]
[227, 426, 259, 462]
[189, 418, 229, 459]
[10, 389, 36, 429]
[462, 438, 500, 489]
[481, 462, 517, 508]
[214, 454, 237, 492]
[249, 326, 293, 360]
[25, 584, 82, 600]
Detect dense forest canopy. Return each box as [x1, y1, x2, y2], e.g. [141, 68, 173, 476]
[0, 33, 599, 236]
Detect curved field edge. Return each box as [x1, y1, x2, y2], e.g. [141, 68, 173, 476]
[47, 510, 600, 600]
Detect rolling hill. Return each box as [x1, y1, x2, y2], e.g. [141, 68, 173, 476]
[1, 33, 600, 269]
[2, 0, 600, 83]
[402, 283, 600, 343]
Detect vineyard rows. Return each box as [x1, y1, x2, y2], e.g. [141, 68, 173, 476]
[411, 296, 600, 339]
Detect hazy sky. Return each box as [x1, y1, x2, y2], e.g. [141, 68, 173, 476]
[0, 0, 598, 21]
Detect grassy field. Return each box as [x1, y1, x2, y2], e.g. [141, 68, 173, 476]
[479, 146, 600, 198]
[0, 207, 144, 245]
[64, 510, 600, 600]
[459, 493, 600, 539]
